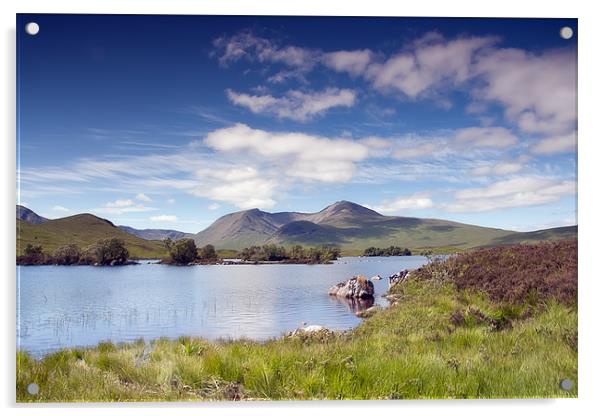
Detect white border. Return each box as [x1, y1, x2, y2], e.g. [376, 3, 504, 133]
[2, 1, 601, 415]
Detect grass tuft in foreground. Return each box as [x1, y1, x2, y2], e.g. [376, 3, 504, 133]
[17, 241, 577, 401]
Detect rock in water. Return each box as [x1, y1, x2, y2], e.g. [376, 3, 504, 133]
[328, 275, 375, 299]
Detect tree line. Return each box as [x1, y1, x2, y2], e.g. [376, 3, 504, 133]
[17, 236, 343, 266]
[363, 246, 412, 257]
[17, 238, 131, 266]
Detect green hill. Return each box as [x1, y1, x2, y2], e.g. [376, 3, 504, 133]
[17, 214, 167, 259]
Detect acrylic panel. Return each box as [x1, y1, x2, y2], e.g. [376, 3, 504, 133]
[16, 14, 577, 402]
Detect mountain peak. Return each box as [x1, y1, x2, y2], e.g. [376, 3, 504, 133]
[309, 200, 383, 226]
[321, 200, 382, 216]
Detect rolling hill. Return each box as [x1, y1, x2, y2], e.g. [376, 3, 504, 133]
[194, 201, 577, 252]
[118, 225, 194, 241]
[17, 213, 167, 259]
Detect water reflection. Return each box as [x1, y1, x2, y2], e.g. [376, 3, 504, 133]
[329, 295, 375, 313]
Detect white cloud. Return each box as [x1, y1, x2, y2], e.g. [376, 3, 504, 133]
[445, 176, 576, 212]
[193, 165, 277, 209]
[531, 132, 577, 155]
[136, 193, 152, 202]
[364, 34, 497, 98]
[474, 48, 576, 135]
[213, 32, 319, 82]
[150, 215, 177, 222]
[204, 123, 369, 183]
[52, 205, 70, 212]
[367, 194, 434, 214]
[208, 203, 220, 210]
[167, 198, 175, 204]
[226, 88, 356, 121]
[471, 162, 523, 176]
[453, 127, 518, 148]
[323, 49, 373, 76]
[94, 199, 157, 215]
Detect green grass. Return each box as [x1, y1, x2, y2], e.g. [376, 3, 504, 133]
[17, 278, 577, 401]
[17, 215, 167, 259]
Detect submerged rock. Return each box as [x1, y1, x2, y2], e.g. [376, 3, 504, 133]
[328, 275, 375, 299]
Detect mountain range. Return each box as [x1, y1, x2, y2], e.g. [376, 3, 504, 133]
[16, 202, 577, 257]
[193, 200, 577, 251]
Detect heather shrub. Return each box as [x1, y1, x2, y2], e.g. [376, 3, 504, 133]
[413, 240, 577, 305]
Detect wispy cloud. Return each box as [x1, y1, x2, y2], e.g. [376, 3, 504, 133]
[136, 193, 152, 202]
[93, 199, 158, 215]
[226, 88, 356, 121]
[367, 193, 434, 214]
[531, 132, 577, 155]
[444, 176, 576, 212]
[150, 215, 177, 222]
[52, 205, 71, 212]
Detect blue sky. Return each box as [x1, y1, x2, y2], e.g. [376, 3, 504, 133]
[17, 15, 577, 233]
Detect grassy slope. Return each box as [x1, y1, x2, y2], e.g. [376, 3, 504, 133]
[17, 215, 167, 259]
[16, 241, 577, 401]
[485, 225, 578, 246]
[271, 218, 517, 252]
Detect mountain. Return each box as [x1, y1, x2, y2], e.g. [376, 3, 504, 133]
[17, 205, 48, 224]
[193, 201, 578, 252]
[118, 225, 194, 241]
[17, 212, 166, 259]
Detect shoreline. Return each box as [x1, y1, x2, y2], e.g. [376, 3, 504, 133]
[17, 254, 423, 266]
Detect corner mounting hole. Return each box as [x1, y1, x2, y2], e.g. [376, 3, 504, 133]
[27, 382, 39, 395]
[560, 379, 574, 391]
[560, 26, 573, 40]
[25, 22, 39, 36]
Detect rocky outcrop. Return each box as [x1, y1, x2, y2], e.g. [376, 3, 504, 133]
[328, 275, 374, 299]
[388, 269, 411, 288]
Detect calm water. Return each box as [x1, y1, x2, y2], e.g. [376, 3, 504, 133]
[17, 256, 428, 357]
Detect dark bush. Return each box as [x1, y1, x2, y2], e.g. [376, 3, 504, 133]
[198, 244, 217, 260]
[169, 238, 198, 264]
[17, 243, 46, 265]
[93, 238, 129, 265]
[52, 244, 81, 265]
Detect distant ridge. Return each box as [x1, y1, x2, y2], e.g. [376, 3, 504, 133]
[17, 205, 47, 224]
[118, 225, 194, 241]
[193, 200, 577, 251]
